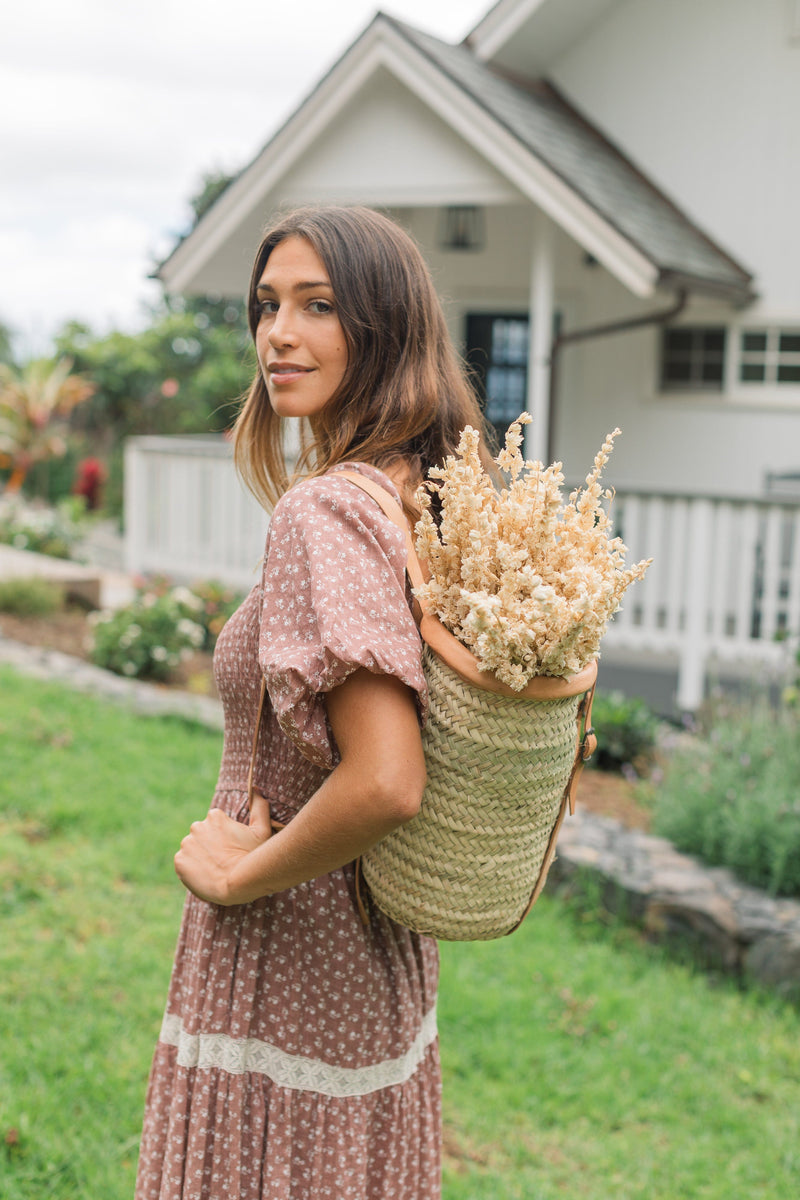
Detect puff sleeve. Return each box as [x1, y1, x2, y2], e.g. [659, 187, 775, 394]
[259, 471, 428, 770]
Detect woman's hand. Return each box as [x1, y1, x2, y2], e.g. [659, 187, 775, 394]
[174, 671, 425, 906]
[174, 791, 273, 905]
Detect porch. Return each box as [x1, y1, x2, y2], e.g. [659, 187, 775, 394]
[123, 435, 800, 715]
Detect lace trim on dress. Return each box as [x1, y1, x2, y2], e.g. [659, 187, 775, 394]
[159, 1005, 438, 1098]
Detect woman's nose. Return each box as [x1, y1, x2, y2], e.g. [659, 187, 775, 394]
[268, 307, 298, 348]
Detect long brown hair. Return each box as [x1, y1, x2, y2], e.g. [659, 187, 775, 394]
[233, 205, 493, 511]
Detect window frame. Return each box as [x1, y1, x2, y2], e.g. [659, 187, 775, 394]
[737, 327, 800, 387]
[658, 321, 800, 400]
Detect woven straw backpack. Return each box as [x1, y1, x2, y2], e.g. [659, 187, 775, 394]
[336, 471, 598, 941]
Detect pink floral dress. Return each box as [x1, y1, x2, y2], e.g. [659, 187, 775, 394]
[135, 464, 441, 1200]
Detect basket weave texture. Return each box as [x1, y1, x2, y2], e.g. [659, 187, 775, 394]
[361, 645, 582, 940]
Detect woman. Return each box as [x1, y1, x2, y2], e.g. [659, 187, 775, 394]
[135, 206, 491, 1200]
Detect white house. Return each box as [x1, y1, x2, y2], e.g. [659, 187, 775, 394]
[126, 0, 800, 710]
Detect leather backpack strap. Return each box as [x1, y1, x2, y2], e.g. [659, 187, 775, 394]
[247, 676, 286, 838]
[510, 681, 597, 932]
[335, 470, 428, 593]
[247, 677, 268, 812]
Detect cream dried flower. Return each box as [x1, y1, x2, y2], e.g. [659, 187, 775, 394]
[413, 414, 651, 687]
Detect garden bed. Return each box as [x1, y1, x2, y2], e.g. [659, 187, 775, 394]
[0, 608, 218, 698]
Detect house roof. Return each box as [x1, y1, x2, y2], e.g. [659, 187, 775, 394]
[392, 17, 753, 301]
[158, 10, 753, 304]
[467, 0, 622, 73]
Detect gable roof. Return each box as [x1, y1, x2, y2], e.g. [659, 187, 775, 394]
[159, 10, 753, 304]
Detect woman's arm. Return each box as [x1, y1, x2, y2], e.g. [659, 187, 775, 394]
[173, 668, 426, 905]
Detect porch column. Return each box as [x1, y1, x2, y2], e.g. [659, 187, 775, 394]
[525, 209, 554, 464]
[676, 497, 714, 713]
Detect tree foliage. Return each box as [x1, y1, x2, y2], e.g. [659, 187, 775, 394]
[0, 358, 95, 492]
[6, 171, 256, 510]
[0, 320, 16, 367]
[54, 294, 255, 446]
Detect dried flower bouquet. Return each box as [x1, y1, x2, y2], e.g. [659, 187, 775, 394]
[413, 414, 651, 689]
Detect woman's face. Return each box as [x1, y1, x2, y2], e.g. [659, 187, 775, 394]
[254, 235, 348, 420]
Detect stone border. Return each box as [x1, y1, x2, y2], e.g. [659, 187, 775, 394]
[551, 811, 800, 997]
[3, 633, 800, 996]
[0, 636, 223, 729]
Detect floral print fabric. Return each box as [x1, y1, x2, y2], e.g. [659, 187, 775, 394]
[135, 464, 441, 1200]
[260, 464, 428, 768]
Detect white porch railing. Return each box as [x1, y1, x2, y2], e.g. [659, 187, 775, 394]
[124, 436, 269, 592]
[124, 436, 800, 710]
[603, 489, 800, 710]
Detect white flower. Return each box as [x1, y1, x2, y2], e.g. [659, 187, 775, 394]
[415, 415, 651, 685]
[177, 618, 205, 646]
[151, 646, 168, 662]
[122, 662, 137, 676]
[172, 586, 203, 611]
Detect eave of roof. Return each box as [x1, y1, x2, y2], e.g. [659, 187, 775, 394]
[464, 0, 623, 70]
[464, 0, 532, 52]
[390, 16, 753, 302]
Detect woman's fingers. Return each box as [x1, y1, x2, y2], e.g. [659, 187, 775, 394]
[248, 790, 273, 840]
[173, 802, 276, 904]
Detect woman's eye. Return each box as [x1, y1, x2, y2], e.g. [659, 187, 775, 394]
[258, 300, 278, 316]
[308, 299, 333, 314]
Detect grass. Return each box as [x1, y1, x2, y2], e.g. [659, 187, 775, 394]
[2, 667, 800, 1199]
[439, 911, 800, 1197]
[0, 668, 220, 1199]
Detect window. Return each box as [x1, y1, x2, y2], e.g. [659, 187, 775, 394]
[660, 327, 726, 390]
[660, 324, 800, 394]
[466, 313, 530, 440]
[740, 329, 800, 384]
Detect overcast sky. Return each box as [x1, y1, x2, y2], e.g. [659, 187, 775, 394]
[1, 0, 489, 358]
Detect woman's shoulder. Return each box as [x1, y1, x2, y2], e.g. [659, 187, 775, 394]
[273, 463, 403, 526]
[267, 465, 408, 578]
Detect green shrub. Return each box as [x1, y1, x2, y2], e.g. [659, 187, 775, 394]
[590, 689, 659, 775]
[89, 591, 205, 681]
[0, 576, 64, 617]
[783, 643, 800, 710]
[653, 705, 800, 896]
[88, 576, 241, 682]
[0, 496, 87, 559]
[129, 575, 243, 652]
[183, 579, 243, 650]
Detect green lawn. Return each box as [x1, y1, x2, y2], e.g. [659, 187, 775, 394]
[1, 666, 799, 1199]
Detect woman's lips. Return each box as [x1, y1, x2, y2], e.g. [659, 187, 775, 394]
[268, 362, 314, 384]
